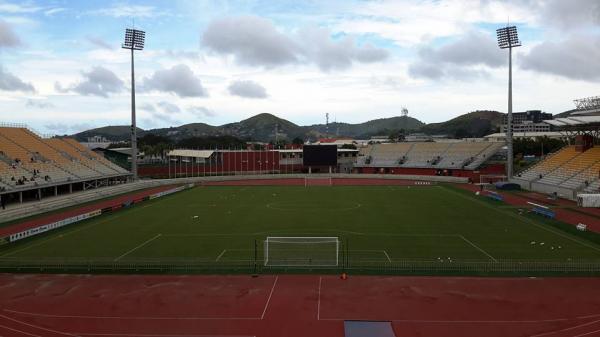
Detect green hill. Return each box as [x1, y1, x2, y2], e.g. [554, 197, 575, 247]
[419, 110, 503, 138]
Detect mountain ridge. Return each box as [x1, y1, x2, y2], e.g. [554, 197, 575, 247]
[72, 111, 503, 142]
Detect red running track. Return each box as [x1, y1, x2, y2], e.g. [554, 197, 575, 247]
[1, 274, 600, 337]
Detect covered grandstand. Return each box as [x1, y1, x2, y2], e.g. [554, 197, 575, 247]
[355, 140, 505, 179]
[0, 125, 130, 204]
[512, 96, 600, 199]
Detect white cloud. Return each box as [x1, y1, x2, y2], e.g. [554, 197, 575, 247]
[0, 66, 34, 92]
[409, 31, 504, 80]
[0, 19, 20, 48]
[0, 2, 42, 14]
[520, 35, 600, 82]
[25, 98, 54, 109]
[202, 15, 389, 71]
[86, 36, 112, 50]
[142, 64, 209, 98]
[90, 4, 164, 18]
[203, 15, 300, 67]
[189, 106, 216, 118]
[55, 66, 124, 98]
[228, 80, 267, 98]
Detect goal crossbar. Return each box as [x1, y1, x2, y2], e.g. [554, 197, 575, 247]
[264, 236, 339, 267]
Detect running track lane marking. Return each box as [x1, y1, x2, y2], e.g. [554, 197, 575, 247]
[529, 318, 600, 337]
[0, 314, 77, 336]
[317, 277, 322, 320]
[574, 329, 600, 337]
[114, 234, 162, 261]
[459, 235, 498, 262]
[215, 249, 227, 262]
[0, 324, 41, 337]
[75, 332, 256, 337]
[260, 276, 278, 319]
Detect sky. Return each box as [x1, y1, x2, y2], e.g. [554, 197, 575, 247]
[0, 0, 599, 135]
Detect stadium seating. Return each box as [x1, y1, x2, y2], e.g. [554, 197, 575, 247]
[355, 141, 504, 170]
[370, 143, 413, 166]
[538, 147, 600, 186]
[402, 142, 452, 167]
[436, 142, 491, 169]
[515, 145, 600, 194]
[0, 127, 129, 190]
[517, 146, 580, 182]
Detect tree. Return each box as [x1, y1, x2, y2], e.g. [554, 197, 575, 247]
[292, 137, 304, 145]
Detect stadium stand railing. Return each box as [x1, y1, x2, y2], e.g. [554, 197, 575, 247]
[0, 256, 599, 276]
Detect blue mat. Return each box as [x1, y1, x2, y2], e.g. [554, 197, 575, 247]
[344, 321, 396, 337]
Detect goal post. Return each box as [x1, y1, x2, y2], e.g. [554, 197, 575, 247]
[304, 176, 333, 187]
[479, 174, 507, 185]
[264, 236, 339, 267]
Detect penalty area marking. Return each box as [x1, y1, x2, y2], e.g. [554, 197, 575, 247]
[350, 250, 392, 263]
[215, 249, 227, 262]
[458, 235, 498, 262]
[114, 234, 162, 261]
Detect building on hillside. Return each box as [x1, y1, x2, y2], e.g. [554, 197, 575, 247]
[501, 110, 553, 133]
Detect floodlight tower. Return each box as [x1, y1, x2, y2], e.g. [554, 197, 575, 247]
[122, 28, 145, 180]
[497, 25, 521, 179]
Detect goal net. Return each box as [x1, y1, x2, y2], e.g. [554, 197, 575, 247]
[264, 237, 339, 267]
[304, 176, 333, 187]
[479, 174, 507, 185]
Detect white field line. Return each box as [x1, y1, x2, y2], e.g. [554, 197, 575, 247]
[215, 250, 227, 262]
[317, 276, 322, 320]
[1, 201, 161, 258]
[444, 187, 600, 253]
[0, 314, 78, 336]
[0, 324, 41, 337]
[529, 318, 600, 337]
[383, 250, 392, 263]
[114, 234, 162, 261]
[260, 276, 278, 319]
[0, 216, 116, 257]
[459, 235, 498, 262]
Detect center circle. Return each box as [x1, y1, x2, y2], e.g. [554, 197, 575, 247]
[266, 200, 362, 211]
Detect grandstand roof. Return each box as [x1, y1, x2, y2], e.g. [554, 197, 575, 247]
[484, 131, 564, 140]
[544, 115, 600, 127]
[167, 149, 214, 158]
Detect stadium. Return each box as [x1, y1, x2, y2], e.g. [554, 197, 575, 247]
[1, 3, 600, 337]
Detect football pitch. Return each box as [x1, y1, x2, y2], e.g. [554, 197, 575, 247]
[1, 184, 600, 272]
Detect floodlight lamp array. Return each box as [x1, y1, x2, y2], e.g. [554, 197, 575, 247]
[122, 28, 145, 50]
[496, 26, 521, 49]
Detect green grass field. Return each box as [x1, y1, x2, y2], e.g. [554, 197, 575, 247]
[1, 185, 600, 269]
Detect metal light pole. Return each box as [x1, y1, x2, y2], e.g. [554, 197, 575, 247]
[497, 26, 521, 179]
[122, 28, 145, 180]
